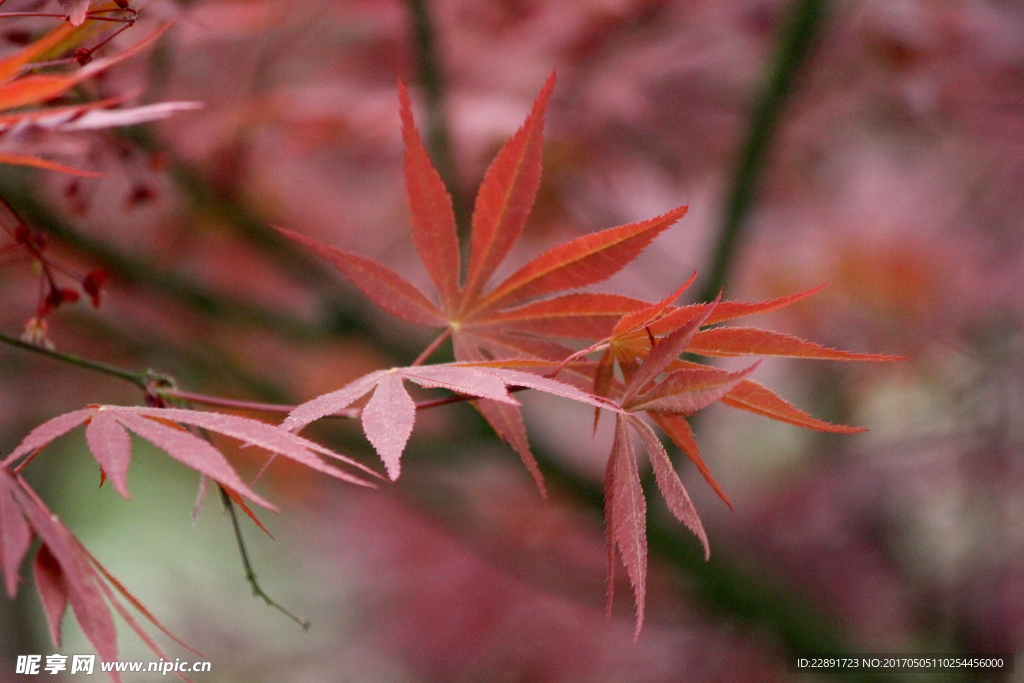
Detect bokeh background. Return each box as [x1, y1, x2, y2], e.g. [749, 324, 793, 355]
[2, 0, 1023, 681]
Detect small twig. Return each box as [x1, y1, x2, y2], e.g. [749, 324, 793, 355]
[70, 14, 135, 23]
[546, 339, 609, 379]
[162, 383, 526, 418]
[160, 389, 298, 414]
[77, 16, 136, 62]
[414, 384, 529, 412]
[411, 328, 451, 367]
[219, 485, 310, 630]
[0, 11, 133, 21]
[0, 329, 150, 389]
[159, 388, 357, 418]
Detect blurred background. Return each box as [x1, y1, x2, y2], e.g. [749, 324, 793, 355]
[1, 0, 1022, 680]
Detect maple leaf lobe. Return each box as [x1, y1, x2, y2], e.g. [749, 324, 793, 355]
[398, 78, 461, 310]
[463, 71, 556, 306]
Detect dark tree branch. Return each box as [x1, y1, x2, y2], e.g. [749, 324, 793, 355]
[695, 0, 828, 304]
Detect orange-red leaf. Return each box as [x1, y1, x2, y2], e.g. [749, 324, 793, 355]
[473, 293, 645, 339]
[462, 72, 555, 304]
[398, 78, 461, 310]
[612, 272, 696, 337]
[686, 326, 905, 361]
[721, 379, 866, 433]
[475, 205, 688, 311]
[4, 80, 58, 114]
[625, 361, 760, 414]
[0, 21, 78, 83]
[0, 22, 172, 112]
[621, 293, 720, 405]
[272, 225, 446, 327]
[648, 284, 829, 335]
[459, 328, 575, 365]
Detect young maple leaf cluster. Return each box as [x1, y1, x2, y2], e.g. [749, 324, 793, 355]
[0, 8, 200, 346]
[0, 13, 200, 176]
[277, 72, 901, 635]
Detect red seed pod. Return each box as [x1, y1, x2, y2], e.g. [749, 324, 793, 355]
[82, 270, 107, 307]
[74, 47, 92, 66]
[40, 287, 80, 315]
[40, 289, 62, 316]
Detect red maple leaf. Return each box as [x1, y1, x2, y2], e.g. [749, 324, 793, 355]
[271, 73, 905, 636]
[275, 72, 685, 495]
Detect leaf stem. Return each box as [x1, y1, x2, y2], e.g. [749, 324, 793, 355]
[411, 328, 451, 367]
[0, 329, 150, 389]
[219, 485, 311, 630]
[413, 384, 529, 412]
[159, 388, 362, 418]
[161, 381, 523, 418]
[546, 339, 609, 379]
[160, 389, 297, 414]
